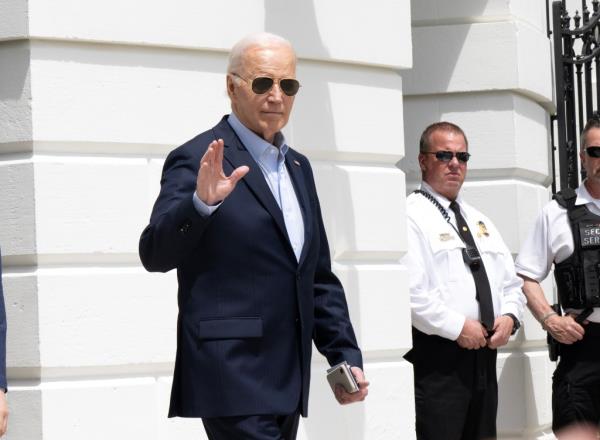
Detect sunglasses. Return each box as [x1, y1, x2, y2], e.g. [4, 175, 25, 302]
[423, 150, 471, 163]
[231, 73, 301, 96]
[586, 146, 600, 158]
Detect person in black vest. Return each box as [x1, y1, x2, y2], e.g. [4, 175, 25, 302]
[516, 117, 600, 439]
[402, 122, 525, 440]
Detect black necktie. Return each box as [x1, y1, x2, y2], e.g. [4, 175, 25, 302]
[449, 201, 495, 332]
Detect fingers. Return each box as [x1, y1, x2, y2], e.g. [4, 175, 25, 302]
[229, 165, 250, 184]
[476, 324, 487, 348]
[209, 140, 218, 174]
[199, 141, 217, 183]
[335, 368, 369, 405]
[197, 139, 249, 205]
[488, 316, 513, 349]
[215, 138, 224, 167]
[457, 337, 485, 350]
[351, 367, 370, 389]
[487, 332, 508, 350]
[335, 384, 368, 405]
[487, 323, 511, 349]
[556, 316, 585, 343]
[201, 139, 223, 172]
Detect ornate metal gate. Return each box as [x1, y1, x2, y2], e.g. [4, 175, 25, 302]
[551, 0, 600, 191]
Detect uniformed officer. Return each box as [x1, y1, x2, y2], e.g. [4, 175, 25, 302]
[516, 117, 600, 438]
[403, 122, 526, 440]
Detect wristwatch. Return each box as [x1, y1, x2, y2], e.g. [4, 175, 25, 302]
[504, 313, 520, 335]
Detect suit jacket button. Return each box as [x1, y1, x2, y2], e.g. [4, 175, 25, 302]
[178, 220, 192, 234]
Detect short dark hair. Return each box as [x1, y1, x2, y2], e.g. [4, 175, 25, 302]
[419, 122, 468, 153]
[581, 117, 600, 149]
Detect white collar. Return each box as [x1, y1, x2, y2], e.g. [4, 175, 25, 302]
[420, 181, 465, 211]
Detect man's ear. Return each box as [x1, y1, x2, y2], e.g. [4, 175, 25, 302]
[418, 153, 426, 172]
[226, 75, 236, 99]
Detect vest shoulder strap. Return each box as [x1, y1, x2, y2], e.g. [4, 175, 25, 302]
[554, 188, 589, 221]
[553, 188, 577, 209]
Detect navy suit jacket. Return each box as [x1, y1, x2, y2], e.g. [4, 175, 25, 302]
[139, 116, 362, 418]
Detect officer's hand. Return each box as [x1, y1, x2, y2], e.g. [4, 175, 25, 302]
[196, 139, 249, 206]
[334, 367, 369, 405]
[545, 314, 585, 344]
[487, 315, 513, 349]
[456, 319, 487, 349]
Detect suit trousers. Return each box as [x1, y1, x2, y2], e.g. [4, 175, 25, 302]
[409, 328, 498, 440]
[202, 412, 301, 440]
[552, 322, 600, 433]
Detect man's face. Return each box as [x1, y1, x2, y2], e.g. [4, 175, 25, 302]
[227, 44, 296, 143]
[418, 130, 468, 201]
[581, 127, 600, 184]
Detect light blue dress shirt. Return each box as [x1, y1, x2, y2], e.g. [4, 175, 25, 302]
[192, 113, 305, 262]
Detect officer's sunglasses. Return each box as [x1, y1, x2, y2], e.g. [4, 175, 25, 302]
[423, 150, 471, 163]
[586, 146, 600, 158]
[231, 73, 301, 96]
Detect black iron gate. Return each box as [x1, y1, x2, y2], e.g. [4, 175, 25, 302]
[551, 0, 600, 192]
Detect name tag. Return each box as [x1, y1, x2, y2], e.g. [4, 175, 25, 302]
[580, 222, 600, 248]
[439, 233, 454, 242]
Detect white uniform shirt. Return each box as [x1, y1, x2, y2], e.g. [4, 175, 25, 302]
[515, 182, 600, 322]
[402, 182, 526, 340]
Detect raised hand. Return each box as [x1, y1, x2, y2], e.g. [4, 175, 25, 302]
[196, 139, 249, 205]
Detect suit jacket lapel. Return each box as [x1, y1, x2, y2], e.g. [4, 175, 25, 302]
[211, 118, 293, 249]
[285, 151, 313, 268]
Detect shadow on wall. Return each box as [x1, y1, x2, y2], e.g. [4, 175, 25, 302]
[398, 0, 491, 194]
[496, 349, 550, 436]
[0, 41, 29, 101]
[264, 1, 365, 439]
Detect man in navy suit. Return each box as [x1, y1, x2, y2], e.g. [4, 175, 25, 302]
[0, 249, 9, 436]
[139, 32, 368, 439]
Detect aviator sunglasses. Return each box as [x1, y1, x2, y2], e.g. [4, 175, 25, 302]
[423, 150, 471, 163]
[231, 73, 301, 96]
[586, 146, 600, 158]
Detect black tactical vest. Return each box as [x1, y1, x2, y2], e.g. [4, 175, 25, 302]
[554, 188, 600, 308]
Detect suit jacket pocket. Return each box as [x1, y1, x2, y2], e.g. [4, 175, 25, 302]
[197, 317, 263, 340]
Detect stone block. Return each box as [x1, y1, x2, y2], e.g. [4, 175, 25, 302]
[335, 264, 411, 352]
[402, 93, 551, 186]
[312, 164, 406, 259]
[403, 22, 552, 102]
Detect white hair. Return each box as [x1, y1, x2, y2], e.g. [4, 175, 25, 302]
[227, 32, 296, 76]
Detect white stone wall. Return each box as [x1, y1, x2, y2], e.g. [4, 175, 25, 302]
[401, 1, 556, 439]
[0, 1, 413, 439]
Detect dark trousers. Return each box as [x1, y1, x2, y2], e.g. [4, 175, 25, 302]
[202, 412, 301, 440]
[407, 328, 498, 440]
[553, 322, 600, 433]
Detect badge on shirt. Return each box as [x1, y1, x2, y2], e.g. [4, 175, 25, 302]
[439, 232, 454, 242]
[477, 221, 490, 238]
